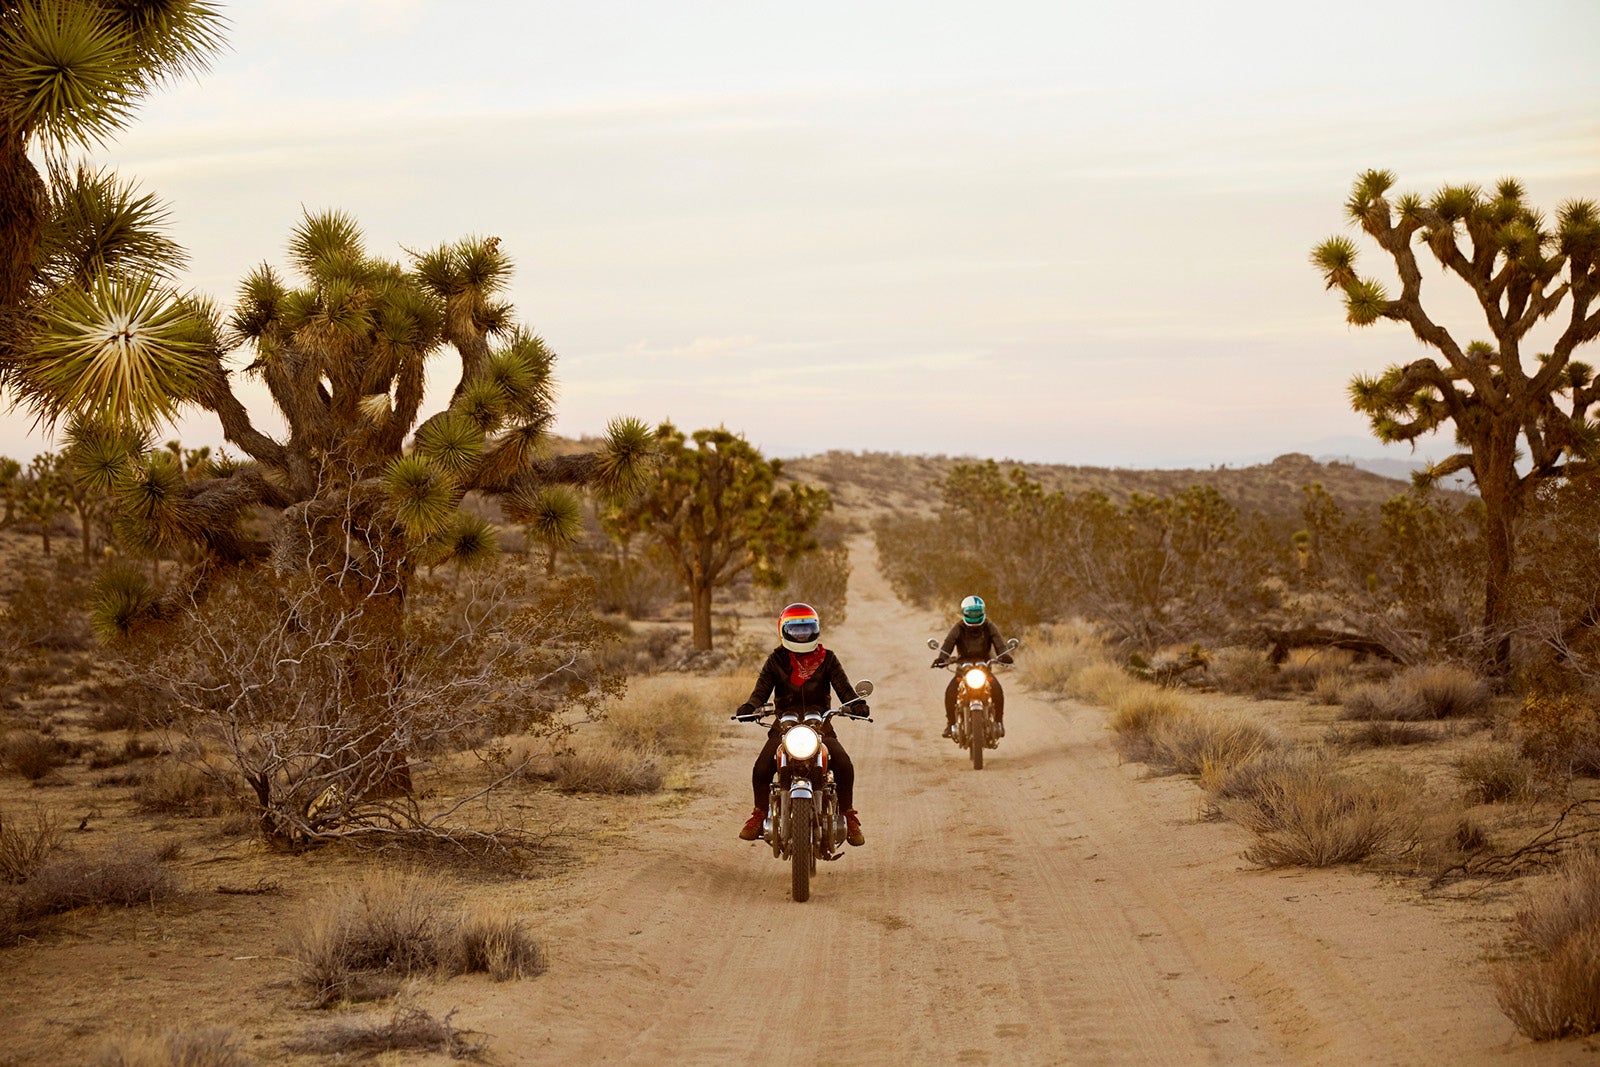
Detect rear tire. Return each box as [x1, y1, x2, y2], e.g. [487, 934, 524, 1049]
[790, 795, 813, 902]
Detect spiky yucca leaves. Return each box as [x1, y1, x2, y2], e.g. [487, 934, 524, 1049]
[439, 511, 500, 572]
[505, 484, 582, 575]
[25, 271, 207, 427]
[37, 164, 184, 290]
[90, 563, 157, 640]
[1313, 170, 1600, 668]
[383, 455, 461, 540]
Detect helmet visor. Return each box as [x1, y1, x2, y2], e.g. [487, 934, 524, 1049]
[781, 618, 820, 645]
[962, 606, 985, 625]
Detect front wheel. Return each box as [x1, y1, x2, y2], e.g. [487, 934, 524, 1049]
[969, 710, 984, 770]
[790, 795, 813, 902]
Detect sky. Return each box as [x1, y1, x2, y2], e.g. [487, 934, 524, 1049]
[8, 0, 1600, 467]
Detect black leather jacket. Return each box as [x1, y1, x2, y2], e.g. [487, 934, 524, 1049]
[937, 620, 1011, 663]
[746, 647, 859, 734]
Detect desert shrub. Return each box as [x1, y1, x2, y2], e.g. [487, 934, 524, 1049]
[1068, 662, 1136, 706]
[82, 678, 174, 732]
[0, 805, 61, 883]
[1310, 670, 1351, 706]
[1209, 647, 1283, 699]
[285, 871, 546, 1007]
[88, 735, 161, 770]
[1493, 850, 1600, 1040]
[1106, 686, 1188, 741]
[287, 1004, 485, 1061]
[135, 761, 231, 816]
[584, 552, 680, 619]
[1344, 665, 1492, 722]
[1456, 745, 1538, 804]
[94, 1028, 252, 1067]
[0, 561, 91, 653]
[1017, 623, 1108, 692]
[0, 730, 76, 779]
[600, 684, 718, 758]
[441, 910, 547, 981]
[775, 519, 851, 626]
[1146, 714, 1280, 780]
[13, 845, 179, 921]
[1518, 692, 1600, 778]
[1214, 755, 1404, 867]
[552, 739, 663, 795]
[1330, 720, 1437, 748]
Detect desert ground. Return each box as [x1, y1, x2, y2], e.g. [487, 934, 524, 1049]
[1, 536, 1595, 1064]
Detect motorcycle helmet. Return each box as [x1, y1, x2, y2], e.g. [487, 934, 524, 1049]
[779, 603, 821, 653]
[961, 595, 986, 627]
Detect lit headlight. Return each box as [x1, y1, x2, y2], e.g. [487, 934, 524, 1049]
[783, 724, 821, 760]
[964, 668, 988, 689]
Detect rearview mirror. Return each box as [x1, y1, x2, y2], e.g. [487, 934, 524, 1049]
[854, 679, 874, 697]
[926, 638, 940, 650]
[1006, 637, 1020, 650]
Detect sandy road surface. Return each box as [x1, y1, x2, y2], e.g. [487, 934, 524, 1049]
[466, 543, 1578, 1065]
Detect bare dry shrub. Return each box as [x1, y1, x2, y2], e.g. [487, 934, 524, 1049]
[1, 730, 76, 779]
[94, 1028, 252, 1067]
[1213, 754, 1404, 867]
[0, 561, 91, 653]
[601, 684, 719, 758]
[1311, 669, 1351, 706]
[553, 739, 663, 795]
[13, 844, 179, 921]
[1518, 693, 1600, 778]
[88, 735, 161, 770]
[1329, 720, 1437, 748]
[285, 871, 546, 1007]
[0, 804, 61, 882]
[441, 910, 547, 981]
[584, 551, 680, 619]
[287, 1003, 485, 1061]
[82, 678, 173, 732]
[1493, 850, 1600, 1040]
[1456, 745, 1538, 804]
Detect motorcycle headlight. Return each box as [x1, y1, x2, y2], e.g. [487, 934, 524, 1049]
[964, 667, 988, 689]
[783, 724, 821, 760]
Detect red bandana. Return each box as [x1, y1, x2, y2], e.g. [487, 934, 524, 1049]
[788, 647, 827, 688]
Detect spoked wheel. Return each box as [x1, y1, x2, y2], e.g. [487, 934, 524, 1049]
[790, 795, 813, 902]
[969, 711, 984, 770]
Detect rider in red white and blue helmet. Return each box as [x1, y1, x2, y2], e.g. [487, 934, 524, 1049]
[733, 603, 869, 846]
[932, 595, 1013, 738]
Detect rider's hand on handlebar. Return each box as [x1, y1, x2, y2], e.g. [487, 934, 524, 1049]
[931, 655, 949, 668]
[733, 702, 758, 721]
[997, 653, 1014, 665]
[851, 701, 871, 718]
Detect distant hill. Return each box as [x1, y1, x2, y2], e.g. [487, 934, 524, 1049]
[1314, 453, 1476, 492]
[782, 451, 1463, 523]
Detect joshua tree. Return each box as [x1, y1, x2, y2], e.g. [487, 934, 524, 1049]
[1313, 170, 1600, 666]
[0, 455, 19, 523]
[0, 1, 224, 359]
[18, 211, 652, 629]
[606, 422, 828, 651]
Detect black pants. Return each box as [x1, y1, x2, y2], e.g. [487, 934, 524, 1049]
[752, 734, 854, 811]
[944, 675, 1004, 724]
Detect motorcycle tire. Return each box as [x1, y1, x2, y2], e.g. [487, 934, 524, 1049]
[791, 795, 813, 902]
[969, 711, 984, 770]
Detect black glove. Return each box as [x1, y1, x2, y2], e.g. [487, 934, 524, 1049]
[734, 702, 757, 721]
[931, 655, 949, 668]
[997, 653, 1014, 665]
[850, 701, 871, 717]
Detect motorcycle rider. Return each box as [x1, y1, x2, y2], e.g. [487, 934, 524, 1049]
[932, 594, 1014, 738]
[735, 603, 869, 847]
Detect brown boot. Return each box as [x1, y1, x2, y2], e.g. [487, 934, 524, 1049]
[845, 809, 865, 847]
[738, 808, 764, 841]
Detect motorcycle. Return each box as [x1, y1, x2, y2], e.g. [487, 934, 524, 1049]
[928, 637, 1018, 770]
[732, 680, 874, 903]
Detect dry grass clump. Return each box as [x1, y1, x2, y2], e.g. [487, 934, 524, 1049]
[1310, 670, 1351, 706]
[1342, 665, 1491, 722]
[1329, 720, 1438, 748]
[135, 761, 232, 816]
[1456, 744, 1539, 804]
[1017, 623, 1108, 692]
[0, 804, 61, 883]
[1211, 753, 1405, 868]
[94, 1028, 252, 1067]
[287, 1004, 485, 1061]
[1208, 647, 1283, 699]
[12, 844, 179, 922]
[1106, 686, 1188, 742]
[1493, 849, 1600, 1040]
[285, 871, 546, 1007]
[1142, 712, 1280, 780]
[1, 730, 78, 780]
[552, 739, 664, 795]
[600, 683, 719, 758]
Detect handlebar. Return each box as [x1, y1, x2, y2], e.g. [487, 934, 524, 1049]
[929, 636, 1019, 673]
[730, 699, 873, 724]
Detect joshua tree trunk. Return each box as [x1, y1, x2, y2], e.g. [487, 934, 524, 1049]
[691, 582, 714, 652]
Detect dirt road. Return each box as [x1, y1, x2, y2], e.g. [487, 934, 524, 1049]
[466, 543, 1575, 1065]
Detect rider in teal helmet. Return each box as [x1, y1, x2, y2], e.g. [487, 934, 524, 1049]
[933, 595, 1013, 737]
